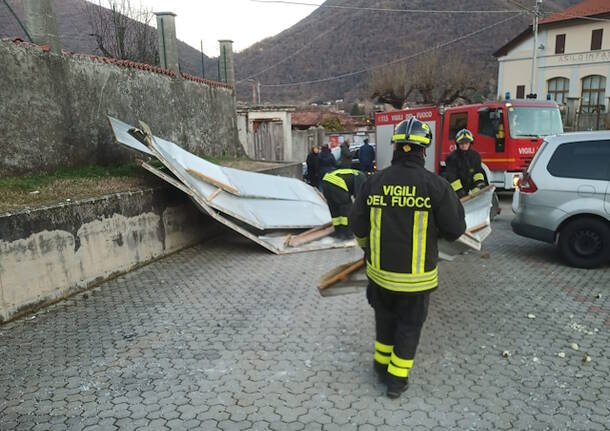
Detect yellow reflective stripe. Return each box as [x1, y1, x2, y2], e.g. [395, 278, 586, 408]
[390, 352, 414, 369]
[419, 212, 428, 274]
[408, 134, 430, 144]
[332, 216, 348, 226]
[374, 352, 391, 365]
[451, 179, 463, 191]
[369, 207, 382, 269]
[473, 173, 485, 182]
[333, 168, 360, 176]
[323, 173, 348, 191]
[366, 265, 438, 293]
[388, 363, 409, 378]
[355, 235, 367, 247]
[375, 341, 393, 354]
[412, 211, 419, 274]
[392, 133, 406, 141]
[369, 265, 437, 282]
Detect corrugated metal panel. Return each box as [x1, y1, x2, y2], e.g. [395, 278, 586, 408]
[108, 117, 331, 230]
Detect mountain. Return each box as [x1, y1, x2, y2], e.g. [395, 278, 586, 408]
[233, 0, 581, 104]
[1, 0, 581, 104]
[0, 0, 217, 79]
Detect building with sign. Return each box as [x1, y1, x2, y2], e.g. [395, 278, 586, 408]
[494, 0, 610, 114]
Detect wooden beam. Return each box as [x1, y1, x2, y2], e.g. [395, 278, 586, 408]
[466, 222, 489, 235]
[285, 223, 334, 247]
[207, 188, 223, 202]
[318, 259, 365, 290]
[187, 168, 240, 195]
[460, 185, 495, 204]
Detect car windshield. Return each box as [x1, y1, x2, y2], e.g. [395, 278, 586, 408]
[507, 107, 563, 138]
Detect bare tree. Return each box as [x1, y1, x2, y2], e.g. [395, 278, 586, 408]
[370, 50, 484, 109]
[84, 0, 158, 65]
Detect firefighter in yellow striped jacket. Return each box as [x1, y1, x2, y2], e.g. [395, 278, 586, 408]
[349, 117, 466, 398]
[444, 128, 488, 198]
[322, 168, 367, 239]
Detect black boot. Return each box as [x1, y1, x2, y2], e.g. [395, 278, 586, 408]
[373, 361, 387, 383]
[386, 375, 408, 399]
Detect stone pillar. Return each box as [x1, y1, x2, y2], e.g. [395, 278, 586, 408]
[218, 40, 235, 86]
[24, 0, 60, 53]
[155, 12, 180, 73]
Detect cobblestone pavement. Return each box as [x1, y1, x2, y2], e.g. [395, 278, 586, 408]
[1, 197, 608, 430]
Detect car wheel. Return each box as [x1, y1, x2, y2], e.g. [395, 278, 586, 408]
[558, 217, 610, 269]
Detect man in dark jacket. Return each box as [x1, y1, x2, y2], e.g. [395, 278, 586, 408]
[322, 168, 367, 239]
[444, 129, 487, 198]
[319, 144, 338, 178]
[350, 117, 466, 398]
[338, 138, 353, 168]
[358, 138, 375, 174]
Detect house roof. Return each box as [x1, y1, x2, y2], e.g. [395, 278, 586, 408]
[291, 110, 365, 129]
[540, 0, 610, 25]
[493, 0, 610, 57]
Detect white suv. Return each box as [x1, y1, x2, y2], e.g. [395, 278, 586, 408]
[511, 131, 610, 268]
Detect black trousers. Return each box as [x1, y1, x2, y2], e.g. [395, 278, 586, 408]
[369, 283, 431, 380]
[322, 182, 352, 230]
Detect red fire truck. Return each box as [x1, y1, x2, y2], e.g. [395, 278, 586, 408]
[375, 100, 563, 189]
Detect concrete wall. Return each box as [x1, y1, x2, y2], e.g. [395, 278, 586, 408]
[293, 127, 325, 162]
[0, 39, 243, 176]
[0, 188, 222, 323]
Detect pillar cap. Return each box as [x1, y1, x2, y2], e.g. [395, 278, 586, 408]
[218, 39, 234, 44]
[154, 11, 177, 17]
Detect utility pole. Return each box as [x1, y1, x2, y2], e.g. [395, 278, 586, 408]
[200, 40, 205, 79]
[529, 0, 543, 98]
[257, 81, 261, 105]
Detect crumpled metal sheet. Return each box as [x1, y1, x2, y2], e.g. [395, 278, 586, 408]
[108, 116, 324, 204]
[108, 116, 331, 230]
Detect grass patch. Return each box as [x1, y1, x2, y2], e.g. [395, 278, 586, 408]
[0, 164, 145, 193]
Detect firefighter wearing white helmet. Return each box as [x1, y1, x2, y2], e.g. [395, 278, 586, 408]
[445, 128, 488, 198]
[349, 117, 466, 398]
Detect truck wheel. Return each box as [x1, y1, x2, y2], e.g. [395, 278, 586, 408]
[558, 217, 610, 269]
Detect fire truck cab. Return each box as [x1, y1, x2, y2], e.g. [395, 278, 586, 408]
[441, 100, 563, 189]
[375, 100, 563, 190]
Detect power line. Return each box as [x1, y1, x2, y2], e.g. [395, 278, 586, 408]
[236, 26, 335, 83]
[249, 0, 521, 14]
[259, 12, 526, 88]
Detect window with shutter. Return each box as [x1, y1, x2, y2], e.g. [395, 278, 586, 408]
[516, 85, 525, 99]
[591, 29, 603, 51]
[555, 34, 565, 54]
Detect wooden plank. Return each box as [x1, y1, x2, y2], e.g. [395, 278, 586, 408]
[207, 188, 222, 202]
[460, 185, 495, 204]
[186, 168, 240, 195]
[318, 259, 365, 290]
[285, 223, 334, 247]
[466, 222, 489, 235]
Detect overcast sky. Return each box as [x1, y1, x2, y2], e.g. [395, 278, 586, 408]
[135, 0, 319, 56]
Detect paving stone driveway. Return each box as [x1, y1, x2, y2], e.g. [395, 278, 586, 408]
[1, 197, 608, 430]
